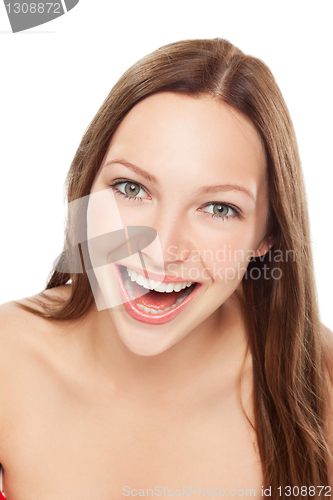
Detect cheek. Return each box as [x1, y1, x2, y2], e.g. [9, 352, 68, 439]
[87, 189, 124, 239]
[87, 189, 125, 267]
[198, 225, 256, 282]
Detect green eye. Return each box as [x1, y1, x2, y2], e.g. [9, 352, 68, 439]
[201, 203, 241, 221]
[124, 182, 141, 196]
[212, 204, 229, 216]
[110, 180, 148, 202]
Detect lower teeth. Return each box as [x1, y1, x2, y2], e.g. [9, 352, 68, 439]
[122, 273, 194, 315]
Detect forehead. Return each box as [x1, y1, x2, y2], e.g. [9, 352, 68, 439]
[106, 92, 266, 192]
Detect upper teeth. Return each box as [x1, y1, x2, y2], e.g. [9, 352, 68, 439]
[126, 267, 193, 292]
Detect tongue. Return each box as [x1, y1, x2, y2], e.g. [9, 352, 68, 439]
[133, 281, 181, 310]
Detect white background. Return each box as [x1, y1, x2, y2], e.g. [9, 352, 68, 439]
[0, 0, 332, 329]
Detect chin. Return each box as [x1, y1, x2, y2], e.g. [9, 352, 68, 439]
[115, 319, 181, 356]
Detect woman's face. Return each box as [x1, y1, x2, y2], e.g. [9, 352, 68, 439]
[89, 92, 272, 356]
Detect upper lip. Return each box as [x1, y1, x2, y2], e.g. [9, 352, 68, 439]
[117, 264, 198, 284]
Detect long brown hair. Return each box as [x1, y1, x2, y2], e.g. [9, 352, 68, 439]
[16, 38, 333, 497]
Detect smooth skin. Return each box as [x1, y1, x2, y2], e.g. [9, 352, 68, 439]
[0, 93, 331, 499]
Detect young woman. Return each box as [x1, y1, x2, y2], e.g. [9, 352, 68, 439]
[0, 38, 332, 499]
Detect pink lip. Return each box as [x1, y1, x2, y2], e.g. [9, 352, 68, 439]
[114, 264, 203, 325]
[122, 264, 195, 284]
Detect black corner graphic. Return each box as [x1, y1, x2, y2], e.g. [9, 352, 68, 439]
[3, 0, 80, 33]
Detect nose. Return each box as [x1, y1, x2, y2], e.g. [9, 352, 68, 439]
[140, 211, 195, 271]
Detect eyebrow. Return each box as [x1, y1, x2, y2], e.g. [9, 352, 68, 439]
[103, 159, 159, 185]
[196, 184, 255, 201]
[103, 158, 255, 202]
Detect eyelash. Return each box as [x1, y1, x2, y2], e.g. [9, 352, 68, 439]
[109, 180, 243, 221]
[109, 181, 148, 203]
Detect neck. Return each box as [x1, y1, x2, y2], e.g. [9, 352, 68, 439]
[74, 293, 250, 407]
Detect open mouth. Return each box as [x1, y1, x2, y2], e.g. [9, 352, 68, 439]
[114, 264, 202, 325]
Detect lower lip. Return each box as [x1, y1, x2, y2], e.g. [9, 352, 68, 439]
[114, 265, 203, 325]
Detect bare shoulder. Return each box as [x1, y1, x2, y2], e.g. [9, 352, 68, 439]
[0, 287, 74, 410]
[0, 293, 49, 448]
[0, 287, 66, 366]
[0, 285, 71, 339]
[0, 286, 82, 464]
[0, 286, 77, 386]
